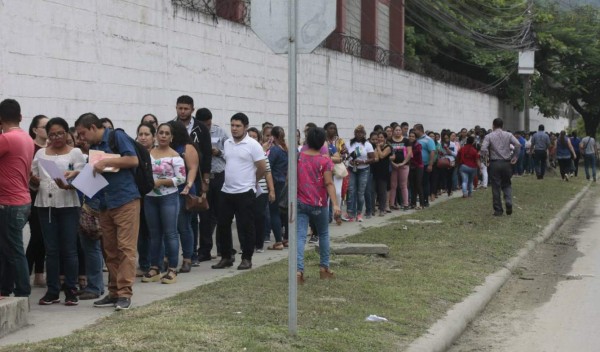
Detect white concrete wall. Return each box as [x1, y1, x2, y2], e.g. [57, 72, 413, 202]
[0, 0, 567, 140]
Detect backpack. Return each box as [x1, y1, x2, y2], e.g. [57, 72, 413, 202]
[108, 128, 155, 196]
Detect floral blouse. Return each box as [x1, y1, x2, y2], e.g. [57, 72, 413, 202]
[147, 155, 186, 197]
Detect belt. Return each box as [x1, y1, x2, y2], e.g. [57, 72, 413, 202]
[489, 159, 510, 162]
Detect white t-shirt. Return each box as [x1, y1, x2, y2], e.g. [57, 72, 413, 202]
[32, 148, 86, 208]
[222, 133, 266, 194]
[348, 141, 374, 170]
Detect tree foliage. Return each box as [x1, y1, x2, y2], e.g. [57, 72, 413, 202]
[405, 0, 600, 134]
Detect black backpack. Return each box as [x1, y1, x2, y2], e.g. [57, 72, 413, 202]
[108, 128, 155, 196]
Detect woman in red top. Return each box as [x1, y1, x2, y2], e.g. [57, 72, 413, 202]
[408, 130, 425, 209]
[457, 136, 481, 197]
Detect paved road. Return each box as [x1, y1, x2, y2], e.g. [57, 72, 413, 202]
[0, 193, 461, 347]
[499, 195, 600, 352]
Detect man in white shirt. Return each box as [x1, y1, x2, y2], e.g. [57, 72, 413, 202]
[211, 113, 266, 270]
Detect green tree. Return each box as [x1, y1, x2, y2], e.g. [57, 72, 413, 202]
[532, 2, 600, 136]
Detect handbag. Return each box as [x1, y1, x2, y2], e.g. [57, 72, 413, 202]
[278, 183, 288, 212]
[79, 203, 102, 240]
[333, 162, 349, 178]
[437, 156, 453, 169]
[185, 193, 209, 212]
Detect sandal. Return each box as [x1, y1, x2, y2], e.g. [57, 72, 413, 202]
[283, 240, 289, 248]
[267, 242, 284, 250]
[141, 267, 161, 283]
[161, 269, 177, 284]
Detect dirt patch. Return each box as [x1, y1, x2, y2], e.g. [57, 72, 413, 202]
[448, 187, 597, 352]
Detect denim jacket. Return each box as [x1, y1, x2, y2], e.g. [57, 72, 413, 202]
[89, 128, 140, 210]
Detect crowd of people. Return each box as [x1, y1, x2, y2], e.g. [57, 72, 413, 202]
[1, 96, 598, 311]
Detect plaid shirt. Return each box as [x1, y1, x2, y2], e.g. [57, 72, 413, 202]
[480, 128, 521, 161]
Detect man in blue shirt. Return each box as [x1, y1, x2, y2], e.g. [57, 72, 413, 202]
[414, 124, 436, 207]
[529, 124, 551, 179]
[75, 113, 140, 311]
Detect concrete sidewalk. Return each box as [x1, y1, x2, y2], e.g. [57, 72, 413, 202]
[0, 193, 463, 347]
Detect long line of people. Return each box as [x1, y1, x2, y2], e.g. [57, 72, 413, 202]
[1, 96, 598, 310]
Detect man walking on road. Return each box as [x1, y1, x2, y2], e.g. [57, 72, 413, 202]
[530, 124, 551, 179]
[580, 133, 598, 182]
[481, 118, 521, 216]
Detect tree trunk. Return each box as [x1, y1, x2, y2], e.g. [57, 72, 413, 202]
[582, 114, 600, 137]
[570, 99, 600, 137]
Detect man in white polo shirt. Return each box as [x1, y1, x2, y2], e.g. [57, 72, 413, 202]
[212, 113, 267, 270]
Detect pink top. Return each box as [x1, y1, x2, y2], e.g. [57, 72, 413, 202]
[0, 129, 34, 205]
[297, 152, 333, 207]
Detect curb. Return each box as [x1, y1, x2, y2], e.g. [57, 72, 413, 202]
[405, 183, 592, 352]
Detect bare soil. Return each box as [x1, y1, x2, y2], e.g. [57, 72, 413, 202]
[448, 187, 597, 352]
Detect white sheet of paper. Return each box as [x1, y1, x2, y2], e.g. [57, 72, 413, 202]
[71, 164, 109, 198]
[255, 183, 263, 197]
[38, 158, 68, 184]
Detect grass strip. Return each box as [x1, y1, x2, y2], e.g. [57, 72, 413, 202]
[4, 175, 589, 352]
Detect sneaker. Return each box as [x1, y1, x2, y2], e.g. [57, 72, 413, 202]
[357, 214, 363, 222]
[308, 235, 318, 244]
[78, 291, 100, 300]
[115, 297, 131, 311]
[191, 259, 201, 267]
[256, 248, 264, 253]
[39, 293, 60, 305]
[365, 214, 372, 219]
[64, 288, 79, 306]
[93, 295, 118, 308]
[342, 214, 355, 222]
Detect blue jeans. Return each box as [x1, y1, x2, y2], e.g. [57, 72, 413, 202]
[584, 154, 597, 179]
[0, 204, 31, 297]
[296, 202, 330, 272]
[346, 168, 369, 217]
[178, 195, 195, 260]
[460, 164, 477, 196]
[144, 192, 180, 268]
[79, 233, 104, 295]
[38, 207, 80, 294]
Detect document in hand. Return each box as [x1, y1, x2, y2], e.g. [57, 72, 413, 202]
[71, 164, 109, 198]
[37, 158, 69, 184]
[89, 150, 120, 172]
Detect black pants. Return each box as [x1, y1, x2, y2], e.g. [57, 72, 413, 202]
[558, 158, 572, 179]
[533, 150, 548, 177]
[489, 160, 513, 213]
[216, 190, 256, 260]
[26, 205, 45, 274]
[573, 154, 580, 176]
[199, 172, 225, 257]
[246, 192, 268, 250]
[409, 167, 424, 207]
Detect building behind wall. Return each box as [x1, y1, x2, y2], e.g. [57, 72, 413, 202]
[0, 0, 568, 138]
